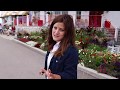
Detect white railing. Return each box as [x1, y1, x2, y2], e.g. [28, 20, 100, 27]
[16, 26, 42, 33]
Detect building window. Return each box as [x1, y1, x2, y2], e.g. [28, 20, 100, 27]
[76, 11, 81, 19]
[55, 11, 61, 15]
[54, 11, 68, 15]
[62, 11, 68, 14]
[34, 11, 40, 19]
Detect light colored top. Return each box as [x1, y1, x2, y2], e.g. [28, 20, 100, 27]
[47, 41, 60, 70]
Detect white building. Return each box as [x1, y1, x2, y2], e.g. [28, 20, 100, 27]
[1, 11, 120, 41]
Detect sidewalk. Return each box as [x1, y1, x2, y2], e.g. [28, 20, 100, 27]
[0, 34, 15, 40]
[0, 34, 47, 56]
[0, 34, 45, 79]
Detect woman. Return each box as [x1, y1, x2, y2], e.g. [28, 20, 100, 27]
[40, 14, 78, 79]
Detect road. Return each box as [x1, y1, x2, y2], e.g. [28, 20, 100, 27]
[0, 35, 45, 79]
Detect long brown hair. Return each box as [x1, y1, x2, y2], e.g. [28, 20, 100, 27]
[48, 14, 76, 57]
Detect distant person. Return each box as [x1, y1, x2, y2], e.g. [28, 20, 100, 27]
[0, 23, 3, 34]
[2, 25, 6, 34]
[6, 25, 12, 36]
[11, 25, 16, 35]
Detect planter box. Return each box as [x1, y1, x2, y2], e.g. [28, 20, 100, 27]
[77, 64, 117, 79]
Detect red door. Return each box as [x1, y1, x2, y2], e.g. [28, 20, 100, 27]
[38, 20, 43, 26]
[89, 11, 103, 27]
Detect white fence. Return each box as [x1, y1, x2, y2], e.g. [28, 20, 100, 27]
[16, 26, 42, 33]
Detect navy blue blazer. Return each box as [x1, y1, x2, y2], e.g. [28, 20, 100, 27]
[44, 45, 78, 79]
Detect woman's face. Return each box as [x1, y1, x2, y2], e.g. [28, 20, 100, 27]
[52, 22, 65, 42]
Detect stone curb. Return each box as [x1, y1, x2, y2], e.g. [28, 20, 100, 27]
[13, 39, 47, 56]
[77, 64, 117, 79]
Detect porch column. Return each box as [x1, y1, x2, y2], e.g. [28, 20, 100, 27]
[2, 18, 4, 25]
[81, 11, 89, 20]
[16, 16, 19, 26]
[40, 11, 45, 24]
[27, 15, 29, 26]
[81, 11, 89, 28]
[13, 17, 15, 26]
[68, 11, 76, 25]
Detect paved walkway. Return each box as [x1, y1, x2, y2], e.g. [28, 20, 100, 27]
[0, 34, 15, 40]
[0, 34, 45, 79]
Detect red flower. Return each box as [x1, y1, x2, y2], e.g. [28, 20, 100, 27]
[79, 38, 82, 42]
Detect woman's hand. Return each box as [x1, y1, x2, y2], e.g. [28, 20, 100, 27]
[39, 68, 46, 75]
[46, 69, 61, 79]
[39, 69, 61, 79]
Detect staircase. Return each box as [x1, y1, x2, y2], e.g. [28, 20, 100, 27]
[104, 28, 115, 39]
[116, 28, 120, 45]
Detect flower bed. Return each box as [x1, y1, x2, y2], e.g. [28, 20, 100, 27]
[18, 38, 29, 43]
[76, 28, 120, 78]
[17, 28, 48, 50]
